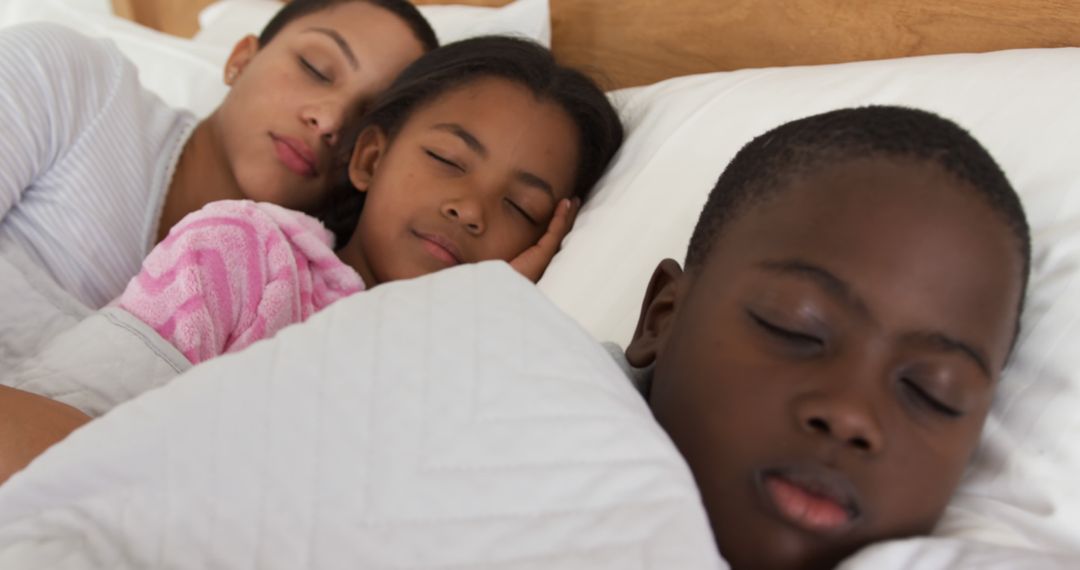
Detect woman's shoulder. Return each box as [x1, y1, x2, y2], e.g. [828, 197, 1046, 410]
[0, 22, 128, 78]
[0, 22, 146, 125]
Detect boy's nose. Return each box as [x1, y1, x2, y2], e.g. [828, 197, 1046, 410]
[441, 199, 484, 235]
[793, 389, 884, 455]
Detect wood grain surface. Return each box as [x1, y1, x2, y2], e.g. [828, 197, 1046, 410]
[113, 0, 1080, 89]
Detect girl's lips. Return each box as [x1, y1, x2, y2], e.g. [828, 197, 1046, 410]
[759, 468, 861, 534]
[414, 230, 463, 266]
[270, 134, 318, 178]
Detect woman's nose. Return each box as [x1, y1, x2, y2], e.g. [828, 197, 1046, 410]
[301, 102, 345, 147]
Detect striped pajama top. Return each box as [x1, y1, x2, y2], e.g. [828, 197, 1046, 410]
[0, 22, 197, 308]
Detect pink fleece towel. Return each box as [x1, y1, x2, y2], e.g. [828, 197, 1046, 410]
[117, 200, 365, 365]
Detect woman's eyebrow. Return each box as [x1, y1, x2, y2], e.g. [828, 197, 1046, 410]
[303, 27, 359, 70]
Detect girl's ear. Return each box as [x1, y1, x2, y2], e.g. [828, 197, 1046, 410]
[224, 35, 259, 85]
[348, 126, 388, 193]
[625, 258, 686, 368]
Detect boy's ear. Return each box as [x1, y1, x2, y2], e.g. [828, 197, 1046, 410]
[224, 35, 259, 85]
[348, 126, 388, 193]
[625, 258, 686, 368]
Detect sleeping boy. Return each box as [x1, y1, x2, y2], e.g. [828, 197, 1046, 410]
[615, 105, 1028, 569]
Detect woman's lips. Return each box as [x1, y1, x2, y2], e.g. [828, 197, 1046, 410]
[271, 134, 318, 178]
[760, 468, 860, 534]
[415, 231, 463, 266]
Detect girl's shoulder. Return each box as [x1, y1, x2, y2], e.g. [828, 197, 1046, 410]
[175, 200, 338, 256]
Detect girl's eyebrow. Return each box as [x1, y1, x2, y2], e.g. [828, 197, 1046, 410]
[303, 27, 359, 70]
[515, 171, 554, 197]
[434, 123, 556, 197]
[434, 123, 486, 157]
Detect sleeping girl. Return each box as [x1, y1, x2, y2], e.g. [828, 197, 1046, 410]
[113, 36, 624, 365]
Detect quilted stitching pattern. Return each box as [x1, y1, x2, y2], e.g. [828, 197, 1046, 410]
[0, 262, 721, 569]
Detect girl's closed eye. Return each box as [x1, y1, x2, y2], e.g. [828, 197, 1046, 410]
[424, 149, 464, 172]
[505, 198, 539, 225]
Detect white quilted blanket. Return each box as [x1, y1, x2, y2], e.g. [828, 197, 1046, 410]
[0, 235, 189, 417]
[0, 262, 723, 569]
[2, 251, 1078, 568]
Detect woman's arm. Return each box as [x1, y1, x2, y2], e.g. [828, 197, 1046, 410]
[0, 385, 89, 485]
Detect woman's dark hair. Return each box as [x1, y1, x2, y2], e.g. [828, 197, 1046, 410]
[258, 0, 438, 52]
[317, 35, 625, 246]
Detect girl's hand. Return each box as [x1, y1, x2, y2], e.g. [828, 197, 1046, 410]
[510, 198, 580, 283]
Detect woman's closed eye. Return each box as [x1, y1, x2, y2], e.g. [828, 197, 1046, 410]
[298, 56, 331, 83]
[900, 377, 963, 418]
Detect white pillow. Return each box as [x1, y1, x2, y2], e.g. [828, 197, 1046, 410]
[0, 0, 551, 117]
[195, 0, 551, 49]
[536, 48, 1080, 557]
[0, 0, 229, 115]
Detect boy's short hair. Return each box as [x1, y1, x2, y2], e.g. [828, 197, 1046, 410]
[685, 106, 1031, 296]
[258, 0, 439, 52]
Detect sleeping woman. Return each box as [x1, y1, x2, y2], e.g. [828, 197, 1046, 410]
[0, 0, 439, 485]
[0, 0, 436, 309]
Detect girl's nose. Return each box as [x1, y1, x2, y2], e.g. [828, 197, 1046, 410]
[441, 199, 485, 235]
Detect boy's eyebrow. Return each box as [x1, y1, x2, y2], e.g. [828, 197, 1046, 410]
[433, 123, 555, 197]
[900, 332, 993, 381]
[759, 258, 993, 381]
[304, 28, 359, 70]
[759, 259, 870, 319]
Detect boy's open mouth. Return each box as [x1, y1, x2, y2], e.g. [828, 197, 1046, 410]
[757, 466, 862, 534]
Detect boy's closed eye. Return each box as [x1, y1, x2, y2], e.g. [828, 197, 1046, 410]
[747, 309, 825, 350]
[899, 375, 964, 418]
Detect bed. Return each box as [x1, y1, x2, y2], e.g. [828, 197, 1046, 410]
[1, 0, 1080, 568]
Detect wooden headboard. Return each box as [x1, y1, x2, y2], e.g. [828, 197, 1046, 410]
[112, 0, 1080, 89]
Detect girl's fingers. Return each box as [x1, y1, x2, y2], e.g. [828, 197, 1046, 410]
[509, 198, 581, 283]
[540, 198, 577, 251]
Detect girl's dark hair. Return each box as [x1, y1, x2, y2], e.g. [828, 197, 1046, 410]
[317, 35, 625, 246]
[258, 0, 438, 52]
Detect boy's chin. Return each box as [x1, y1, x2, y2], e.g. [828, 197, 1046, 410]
[717, 529, 862, 570]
